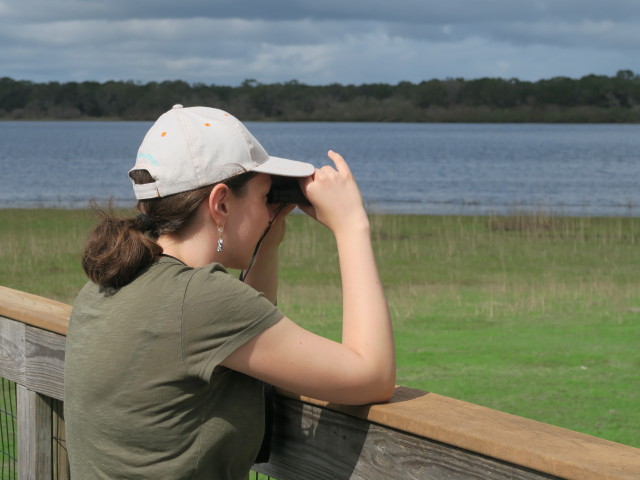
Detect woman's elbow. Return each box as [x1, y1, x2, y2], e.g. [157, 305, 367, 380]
[345, 368, 396, 405]
[370, 372, 396, 403]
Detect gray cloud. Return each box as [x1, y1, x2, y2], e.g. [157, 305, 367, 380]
[5, 0, 640, 23]
[488, 20, 640, 49]
[0, 0, 638, 85]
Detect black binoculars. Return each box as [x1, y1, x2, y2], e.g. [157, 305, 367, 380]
[267, 177, 310, 205]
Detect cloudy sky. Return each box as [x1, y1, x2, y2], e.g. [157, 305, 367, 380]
[1, 0, 639, 86]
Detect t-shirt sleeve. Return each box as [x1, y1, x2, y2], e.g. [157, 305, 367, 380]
[181, 263, 284, 382]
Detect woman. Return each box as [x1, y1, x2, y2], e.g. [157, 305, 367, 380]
[64, 105, 395, 479]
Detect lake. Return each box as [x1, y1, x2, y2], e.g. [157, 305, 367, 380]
[0, 121, 639, 216]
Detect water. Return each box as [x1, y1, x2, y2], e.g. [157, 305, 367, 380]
[1, 121, 638, 216]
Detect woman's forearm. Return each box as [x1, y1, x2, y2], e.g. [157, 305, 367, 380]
[241, 246, 279, 304]
[240, 205, 292, 304]
[335, 218, 396, 394]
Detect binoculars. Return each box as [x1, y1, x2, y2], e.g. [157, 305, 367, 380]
[267, 177, 310, 206]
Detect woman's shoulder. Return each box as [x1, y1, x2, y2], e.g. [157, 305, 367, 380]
[186, 261, 254, 298]
[145, 256, 228, 286]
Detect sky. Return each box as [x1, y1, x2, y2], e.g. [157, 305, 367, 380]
[1, 0, 639, 86]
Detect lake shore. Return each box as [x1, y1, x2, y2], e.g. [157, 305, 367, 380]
[1, 209, 638, 447]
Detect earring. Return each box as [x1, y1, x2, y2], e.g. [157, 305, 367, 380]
[217, 226, 224, 252]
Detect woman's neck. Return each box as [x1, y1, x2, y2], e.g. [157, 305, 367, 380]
[156, 210, 218, 268]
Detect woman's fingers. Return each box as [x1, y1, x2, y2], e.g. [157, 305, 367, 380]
[327, 150, 351, 175]
[297, 203, 317, 220]
[298, 151, 367, 233]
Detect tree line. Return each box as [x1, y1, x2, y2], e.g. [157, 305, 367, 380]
[1, 70, 639, 122]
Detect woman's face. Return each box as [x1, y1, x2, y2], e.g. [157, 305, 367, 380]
[223, 173, 274, 269]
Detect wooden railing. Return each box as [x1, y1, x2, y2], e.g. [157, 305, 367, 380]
[1, 285, 639, 480]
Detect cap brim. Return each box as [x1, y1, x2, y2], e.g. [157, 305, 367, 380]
[252, 156, 315, 177]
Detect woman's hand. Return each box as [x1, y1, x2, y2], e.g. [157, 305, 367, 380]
[260, 203, 296, 251]
[299, 151, 369, 235]
[240, 203, 294, 303]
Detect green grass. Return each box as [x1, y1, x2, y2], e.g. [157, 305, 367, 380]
[1, 209, 639, 451]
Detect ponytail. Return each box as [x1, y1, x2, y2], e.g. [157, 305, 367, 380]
[81, 169, 257, 289]
[81, 207, 162, 289]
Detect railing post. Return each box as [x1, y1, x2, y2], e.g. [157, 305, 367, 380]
[17, 385, 52, 480]
[52, 399, 70, 480]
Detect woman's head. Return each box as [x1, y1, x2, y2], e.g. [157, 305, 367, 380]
[82, 169, 258, 289]
[81, 105, 314, 290]
[131, 168, 257, 238]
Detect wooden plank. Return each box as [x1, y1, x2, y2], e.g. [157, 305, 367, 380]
[23, 326, 66, 401]
[17, 385, 52, 480]
[0, 315, 26, 385]
[0, 316, 66, 401]
[279, 388, 640, 480]
[0, 286, 70, 336]
[254, 396, 560, 480]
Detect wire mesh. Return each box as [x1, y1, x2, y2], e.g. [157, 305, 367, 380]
[1, 377, 17, 480]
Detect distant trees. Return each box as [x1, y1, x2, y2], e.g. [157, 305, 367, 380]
[1, 71, 639, 122]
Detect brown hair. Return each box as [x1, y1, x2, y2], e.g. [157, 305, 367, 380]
[81, 170, 257, 289]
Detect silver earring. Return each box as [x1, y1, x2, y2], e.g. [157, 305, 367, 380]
[217, 226, 224, 252]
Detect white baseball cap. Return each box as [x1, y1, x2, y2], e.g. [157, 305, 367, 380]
[129, 105, 315, 199]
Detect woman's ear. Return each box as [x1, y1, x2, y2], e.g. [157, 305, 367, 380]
[207, 183, 230, 227]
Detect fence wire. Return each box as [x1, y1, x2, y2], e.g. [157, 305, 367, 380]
[1, 377, 17, 480]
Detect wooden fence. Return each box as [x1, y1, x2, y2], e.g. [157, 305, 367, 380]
[0, 285, 639, 480]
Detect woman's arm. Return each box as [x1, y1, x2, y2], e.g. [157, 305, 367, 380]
[221, 152, 395, 405]
[240, 204, 294, 304]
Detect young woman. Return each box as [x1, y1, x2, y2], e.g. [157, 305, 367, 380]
[64, 105, 395, 480]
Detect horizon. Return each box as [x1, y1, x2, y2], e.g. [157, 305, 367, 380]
[3, 70, 637, 88]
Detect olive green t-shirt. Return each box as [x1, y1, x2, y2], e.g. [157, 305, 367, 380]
[64, 257, 283, 480]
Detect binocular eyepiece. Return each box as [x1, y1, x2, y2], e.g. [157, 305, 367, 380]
[267, 177, 311, 205]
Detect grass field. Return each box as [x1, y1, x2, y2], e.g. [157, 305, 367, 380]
[0, 208, 638, 450]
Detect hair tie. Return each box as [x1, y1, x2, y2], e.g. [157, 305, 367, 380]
[137, 213, 156, 232]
